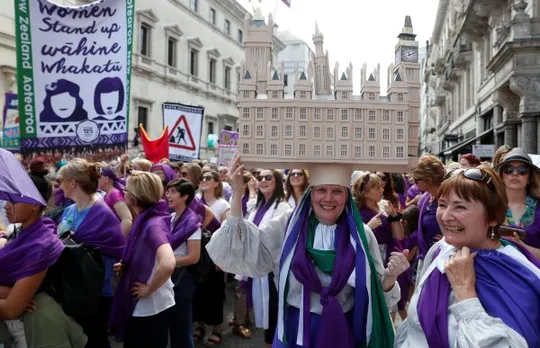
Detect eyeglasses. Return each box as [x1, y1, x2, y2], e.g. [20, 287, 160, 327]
[290, 172, 304, 178]
[462, 168, 495, 192]
[502, 165, 529, 176]
[257, 174, 274, 182]
[180, 171, 189, 178]
[200, 175, 214, 181]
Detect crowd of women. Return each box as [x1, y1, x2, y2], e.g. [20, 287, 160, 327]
[0, 144, 538, 348]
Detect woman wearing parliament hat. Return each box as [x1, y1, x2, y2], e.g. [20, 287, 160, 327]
[207, 156, 410, 348]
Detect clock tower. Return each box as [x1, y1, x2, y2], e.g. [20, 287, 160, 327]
[395, 15, 418, 64]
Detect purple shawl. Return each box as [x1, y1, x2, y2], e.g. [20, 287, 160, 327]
[0, 218, 64, 285]
[170, 207, 202, 250]
[73, 200, 125, 260]
[151, 164, 178, 184]
[416, 193, 441, 259]
[108, 200, 171, 339]
[418, 242, 540, 348]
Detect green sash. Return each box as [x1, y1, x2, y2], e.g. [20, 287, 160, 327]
[306, 215, 336, 275]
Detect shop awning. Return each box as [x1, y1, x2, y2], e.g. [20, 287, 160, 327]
[439, 129, 493, 156]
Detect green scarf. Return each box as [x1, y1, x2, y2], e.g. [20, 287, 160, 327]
[307, 214, 336, 274]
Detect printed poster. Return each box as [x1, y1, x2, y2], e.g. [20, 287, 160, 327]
[14, 0, 134, 156]
[2, 93, 20, 150]
[162, 102, 204, 162]
[218, 130, 238, 166]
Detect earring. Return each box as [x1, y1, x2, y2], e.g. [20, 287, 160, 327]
[490, 226, 496, 240]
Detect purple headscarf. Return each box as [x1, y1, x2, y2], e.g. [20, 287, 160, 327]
[0, 218, 64, 285]
[151, 164, 178, 184]
[101, 167, 125, 191]
[109, 200, 171, 339]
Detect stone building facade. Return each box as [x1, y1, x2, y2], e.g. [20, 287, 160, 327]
[238, 13, 421, 172]
[423, 0, 540, 159]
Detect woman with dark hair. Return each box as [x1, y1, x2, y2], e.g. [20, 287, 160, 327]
[94, 77, 125, 119]
[40, 79, 88, 123]
[285, 169, 309, 208]
[166, 179, 202, 348]
[198, 171, 230, 222]
[391, 173, 407, 210]
[99, 166, 133, 238]
[375, 172, 400, 210]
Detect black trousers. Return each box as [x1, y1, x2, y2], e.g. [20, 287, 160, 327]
[169, 272, 197, 348]
[123, 310, 169, 348]
[75, 296, 111, 348]
[264, 272, 279, 344]
[193, 265, 225, 326]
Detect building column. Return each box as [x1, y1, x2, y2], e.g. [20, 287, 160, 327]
[521, 117, 537, 153]
[493, 105, 502, 127]
[504, 123, 518, 148]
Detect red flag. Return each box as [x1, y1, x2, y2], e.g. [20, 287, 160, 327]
[282, 0, 291, 7]
[139, 124, 169, 163]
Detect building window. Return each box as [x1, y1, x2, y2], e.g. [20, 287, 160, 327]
[285, 144, 292, 156]
[270, 144, 278, 156]
[237, 29, 243, 43]
[326, 145, 333, 157]
[138, 106, 148, 130]
[243, 90, 250, 98]
[341, 126, 348, 138]
[314, 108, 321, 120]
[299, 125, 307, 137]
[398, 93, 404, 102]
[139, 23, 151, 56]
[300, 108, 307, 120]
[242, 124, 250, 136]
[285, 125, 292, 137]
[368, 127, 376, 140]
[341, 144, 348, 157]
[396, 128, 404, 140]
[341, 109, 348, 121]
[207, 121, 214, 135]
[382, 128, 390, 140]
[341, 91, 349, 99]
[271, 108, 279, 119]
[256, 143, 264, 155]
[369, 145, 375, 157]
[286, 107, 293, 119]
[300, 91, 308, 99]
[224, 19, 231, 35]
[256, 108, 264, 119]
[313, 126, 321, 138]
[209, 8, 216, 25]
[224, 66, 231, 89]
[299, 144, 306, 156]
[368, 92, 375, 101]
[284, 74, 288, 86]
[382, 110, 389, 122]
[256, 125, 264, 137]
[191, 0, 198, 12]
[190, 49, 199, 76]
[354, 109, 362, 121]
[242, 143, 249, 154]
[326, 109, 334, 121]
[314, 145, 321, 157]
[397, 111, 404, 122]
[326, 127, 334, 139]
[224, 125, 232, 131]
[382, 146, 390, 158]
[242, 108, 250, 119]
[354, 146, 362, 158]
[368, 110, 376, 122]
[397, 146, 404, 158]
[208, 58, 216, 83]
[354, 127, 362, 139]
[167, 37, 177, 67]
[271, 125, 278, 137]
[272, 90, 279, 99]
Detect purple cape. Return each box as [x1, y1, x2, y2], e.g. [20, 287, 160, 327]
[418, 242, 540, 348]
[170, 207, 202, 250]
[73, 200, 125, 260]
[0, 218, 64, 285]
[108, 200, 171, 339]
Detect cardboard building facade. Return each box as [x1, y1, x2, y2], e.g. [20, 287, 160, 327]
[237, 10, 420, 172]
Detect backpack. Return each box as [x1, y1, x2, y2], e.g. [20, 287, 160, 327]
[188, 228, 213, 284]
[45, 231, 105, 319]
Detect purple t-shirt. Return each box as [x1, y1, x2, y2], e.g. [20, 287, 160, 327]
[359, 206, 393, 264]
[407, 184, 421, 200]
[104, 189, 124, 219]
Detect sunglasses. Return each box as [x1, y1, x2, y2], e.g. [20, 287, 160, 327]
[257, 174, 274, 182]
[200, 175, 214, 181]
[502, 165, 529, 176]
[290, 172, 304, 178]
[462, 168, 495, 192]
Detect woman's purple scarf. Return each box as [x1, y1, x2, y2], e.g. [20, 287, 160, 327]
[101, 167, 125, 191]
[170, 207, 202, 250]
[0, 218, 64, 285]
[417, 242, 540, 348]
[192, 196, 220, 233]
[73, 200, 125, 260]
[416, 192, 432, 259]
[241, 194, 249, 217]
[108, 200, 171, 339]
[151, 164, 178, 184]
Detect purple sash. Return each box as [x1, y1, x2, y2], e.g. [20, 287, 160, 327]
[108, 200, 171, 339]
[241, 194, 249, 217]
[0, 218, 64, 285]
[416, 193, 432, 259]
[73, 199, 125, 259]
[417, 243, 540, 347]
[170, 207, 202, 250]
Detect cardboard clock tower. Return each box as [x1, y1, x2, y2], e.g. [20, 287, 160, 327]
[237, 9, 420, 173]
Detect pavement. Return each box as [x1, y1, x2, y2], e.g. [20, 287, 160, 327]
[110, 282, 264, 348]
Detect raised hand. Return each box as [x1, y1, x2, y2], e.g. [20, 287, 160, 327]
[368, 211, 383, 230]
[384, 250, 410, 277]
[445, 247, 477, 302]
[227, 154, 245, 196]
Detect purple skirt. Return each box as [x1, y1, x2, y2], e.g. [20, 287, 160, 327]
[272, 306, 353, 348]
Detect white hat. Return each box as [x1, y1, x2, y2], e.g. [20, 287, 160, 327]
[306, 163, 354, 187]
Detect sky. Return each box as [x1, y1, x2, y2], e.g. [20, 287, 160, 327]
[237, 0, 439, 93]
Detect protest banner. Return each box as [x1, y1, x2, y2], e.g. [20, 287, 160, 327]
[163, 102, 204, 162]
[218, 130, 238, 166]
[14, 0, 134, 157]
[2, 93, 20, 150]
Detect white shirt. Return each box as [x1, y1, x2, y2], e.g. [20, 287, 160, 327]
[197, 194, 230, 222]
[173, 228, 202, 257]
[132, 258, 175, 317]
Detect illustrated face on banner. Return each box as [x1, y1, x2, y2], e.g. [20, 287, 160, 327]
[51, 92, 76, 119]
[40, 79, 88, 123]
[94, 77, 125, 119]
[100, 90, 119, 115]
